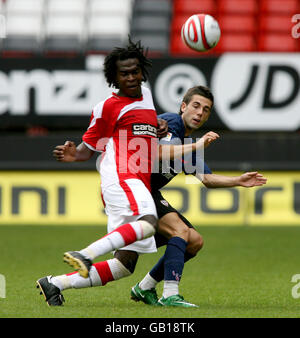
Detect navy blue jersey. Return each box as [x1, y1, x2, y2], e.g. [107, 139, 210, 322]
[151, 113, 212, 191]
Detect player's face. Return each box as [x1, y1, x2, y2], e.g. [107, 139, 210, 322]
[181, 94, 212, 135]
[116, 58, 143, 98]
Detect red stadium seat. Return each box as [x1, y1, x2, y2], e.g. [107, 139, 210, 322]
[170, 33, 212, 56]
[215, 33, 256, 52]
[259, 15, 295, 34]
[173, 0, 217, 16]
[171, 15, 191, 33]
[258, 34, 299, 52]
[218, 15, 257, 34]
[260, 0, 300, 15]
[218, 0, 258, 15]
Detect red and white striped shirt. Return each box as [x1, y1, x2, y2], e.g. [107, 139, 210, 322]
[82, 86, 158, 192]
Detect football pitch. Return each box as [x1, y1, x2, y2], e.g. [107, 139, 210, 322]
[0, 225, 300, 318]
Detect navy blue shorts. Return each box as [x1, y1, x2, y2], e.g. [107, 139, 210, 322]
[152, 189, 194, 247]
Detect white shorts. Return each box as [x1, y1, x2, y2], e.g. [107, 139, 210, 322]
[102, 179, 157, 254]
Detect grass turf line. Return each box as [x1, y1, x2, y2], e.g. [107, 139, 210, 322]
[0, 225, 299, 318]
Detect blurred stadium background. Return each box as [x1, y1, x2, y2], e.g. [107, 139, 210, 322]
[0, 0, 299, 227]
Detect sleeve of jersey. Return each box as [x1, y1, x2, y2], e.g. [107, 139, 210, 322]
[203, 162, 212, 174]
[82, 100, 117, 152]
[192, 150, 212, 174]
[183, 150, 212, 175]
[158, 114, 182, 142]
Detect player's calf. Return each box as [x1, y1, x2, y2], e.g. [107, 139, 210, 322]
[75, 216, 157, 265]
[114, 250, 139, 274]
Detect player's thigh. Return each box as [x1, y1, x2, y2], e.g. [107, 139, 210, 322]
[103, 179, 157, 230]
[158, 212, 190, 241]
[103, 179, 157, 254]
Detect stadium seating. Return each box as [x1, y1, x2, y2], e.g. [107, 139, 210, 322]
[170, 0, 300, 55]
[173, 0, 217, 16]
[130, 33, 170, 54]
[170, 33, 206, 56]
[218, 0, 258, 15]
[3, 13, 43, 53]
[215, 14, 257, 52]
[131, 15, 170, 35]
[89, 0, 133, 16]
[215, 33, 257, 52]
[218, 15, 257, 34]
[87, 15, 130, 52]
[5, 0, 45, 15]
[43, 0, 87, 53]
[1, 0, 300, 55]
[86, 0, 133, 52]
[47, 0, 87, 15]
[258, 34, 299, 52]
[260, 15, 295, 34]
[2, 0, 44, 53]
[44, 15, 85, 53]
[260, 0, 300, 15]
[133, 0, 171, 15]
[130, 0, 171, 54]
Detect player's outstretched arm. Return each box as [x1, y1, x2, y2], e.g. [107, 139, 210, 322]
[237, 172, 267, 187]
[158, 131, 219, 160]
[200, 172, 267, 188]
[53, 141, 94, 162]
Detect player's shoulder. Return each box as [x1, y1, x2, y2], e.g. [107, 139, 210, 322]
[158, 113, 185, 141]
[141, 85, 151, 96]
[92, 95, 111, 111]
[158, 112, 182, 123]
[141, 86, 155, 105]
[158, 112, 184, 134]
[92, 93, 122, 118]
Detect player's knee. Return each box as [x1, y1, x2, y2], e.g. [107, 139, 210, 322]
[197, 234, 204, 251]
[177, 225, 190, 241]
[187, 232, 204, 256]
[138, 214, 158, 237]
[114, 250, 139, 274]
[139, 214, 157, 228]
[159, 221, 190, 241]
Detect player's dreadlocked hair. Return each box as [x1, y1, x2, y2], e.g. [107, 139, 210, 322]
[104, 37, 152, 88]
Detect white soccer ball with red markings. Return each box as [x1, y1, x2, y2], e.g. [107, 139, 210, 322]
[181, 14, 221, 52]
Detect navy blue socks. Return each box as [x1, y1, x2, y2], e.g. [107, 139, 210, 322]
[150, 236, 187, 283]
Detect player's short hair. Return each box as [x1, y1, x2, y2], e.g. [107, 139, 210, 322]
[179, 86, 214, 114]
[104, 37, 152, 88]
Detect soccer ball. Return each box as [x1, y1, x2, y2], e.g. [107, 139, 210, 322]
[181, 14, 221, 52]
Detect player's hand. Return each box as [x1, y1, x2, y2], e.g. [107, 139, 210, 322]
[157, 118, 168, 138]
[239, 172, 267, 187]
[53, 141, 77, 162]
[201, 131, 220, 148]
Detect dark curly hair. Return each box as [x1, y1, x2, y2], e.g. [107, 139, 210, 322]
[103, 37, 152, 88]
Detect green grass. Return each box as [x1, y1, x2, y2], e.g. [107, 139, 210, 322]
[0, 225, 300, 318]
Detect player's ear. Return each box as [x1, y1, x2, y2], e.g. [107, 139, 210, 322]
[180, 102, 187, 114]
